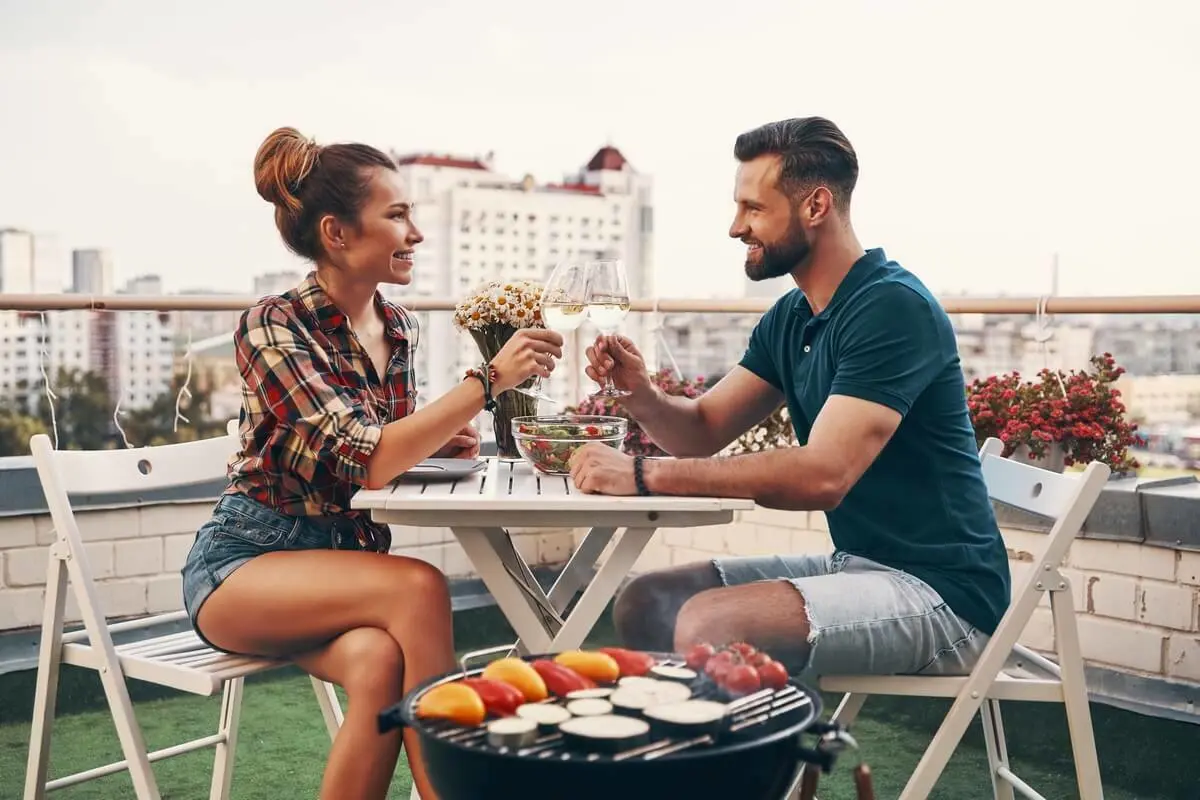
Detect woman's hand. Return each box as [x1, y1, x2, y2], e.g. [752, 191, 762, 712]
[491, 328, 565, 393]
[433, 423, 481, 459]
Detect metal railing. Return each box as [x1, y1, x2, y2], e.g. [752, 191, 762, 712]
[2, 292, 1200, 315]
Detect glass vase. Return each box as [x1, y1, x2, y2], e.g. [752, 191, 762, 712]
[468, 325, 538, 460]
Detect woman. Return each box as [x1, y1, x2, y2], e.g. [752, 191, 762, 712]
[181, 126, 563, 800]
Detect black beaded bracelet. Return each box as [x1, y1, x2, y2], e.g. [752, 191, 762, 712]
[464, 364, 498, 413]
[633, 456, 652, 496]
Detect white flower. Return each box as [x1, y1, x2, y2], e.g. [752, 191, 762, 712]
[453, 279, 545, 331]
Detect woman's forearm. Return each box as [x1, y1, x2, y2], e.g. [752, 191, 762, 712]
[364, 379, 486, 488]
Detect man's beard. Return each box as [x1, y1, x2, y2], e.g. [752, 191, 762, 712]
[744, 218, 810, 282]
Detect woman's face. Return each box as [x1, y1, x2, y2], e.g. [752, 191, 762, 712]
[333, 168, 424, 286]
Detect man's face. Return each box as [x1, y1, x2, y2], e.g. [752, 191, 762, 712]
[728, 154, 810, 282]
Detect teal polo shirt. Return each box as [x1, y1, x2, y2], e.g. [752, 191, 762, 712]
[739, 248, 1010, 635]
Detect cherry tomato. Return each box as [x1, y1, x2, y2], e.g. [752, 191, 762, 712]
[728, 641, 757, 659]
[685, 643, 716, 671]
[722, 664, 762, 697]
[705, 651, 737, 682]
[748, 651, 773, 668]
[758, 659, 789, 690]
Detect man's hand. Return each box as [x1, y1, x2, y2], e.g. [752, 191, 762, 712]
[585, 335, 652, 396]
[569, 442, 638, 495]
[432, 423, 481, 459]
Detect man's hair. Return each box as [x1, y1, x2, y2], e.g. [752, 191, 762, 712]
[733, 117, 859, 211]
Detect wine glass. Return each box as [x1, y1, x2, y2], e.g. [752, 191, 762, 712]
[516, 260, 589, 403]
[585, 258, 632, 398]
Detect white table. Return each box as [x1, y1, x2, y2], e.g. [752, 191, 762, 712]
[352, 457, 754, 655]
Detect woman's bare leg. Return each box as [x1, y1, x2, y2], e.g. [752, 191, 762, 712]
[292, 627, 405, 799]
[196, 550, 456, 800]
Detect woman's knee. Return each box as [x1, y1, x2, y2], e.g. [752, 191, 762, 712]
[335, 627, 405, 698]
[369, 555, 452, 610]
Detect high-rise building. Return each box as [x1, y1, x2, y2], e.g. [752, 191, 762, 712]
[254, 270, 304, 297]
[93, 274, 177, 409]
[393, 145, 655, 409]
[0, 228, 35, 294]
[71, 249, 115, 295]
[32, 233, 66, 294]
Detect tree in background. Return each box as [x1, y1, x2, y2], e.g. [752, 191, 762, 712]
[0, 368, 227, 457]
[35, 368, 116, 451]
[120, 370, 227, 447]
[0, 408, 45, 458]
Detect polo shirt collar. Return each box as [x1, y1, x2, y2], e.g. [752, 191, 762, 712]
[794, 247, 889, 320]
[295, 271, 410, 341]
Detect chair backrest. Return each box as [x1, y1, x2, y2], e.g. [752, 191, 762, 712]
[29, 428, 239, 592]
[977, 436, 1111, 590]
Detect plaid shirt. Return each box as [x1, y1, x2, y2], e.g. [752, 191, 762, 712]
[227, 272, 418, 551]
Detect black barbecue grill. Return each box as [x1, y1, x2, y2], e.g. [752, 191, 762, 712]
[379, 649, 858, 800]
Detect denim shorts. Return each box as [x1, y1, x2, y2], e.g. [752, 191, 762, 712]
[713, 551, 988, 680]
[181, 493, 371, 647]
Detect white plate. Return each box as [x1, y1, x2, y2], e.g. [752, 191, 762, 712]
[395, 458, 486, 483]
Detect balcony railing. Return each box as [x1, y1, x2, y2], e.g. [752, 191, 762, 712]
[4, 291, 1200, 314]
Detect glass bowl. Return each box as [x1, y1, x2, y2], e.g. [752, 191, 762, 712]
[511, 415, 628, 475]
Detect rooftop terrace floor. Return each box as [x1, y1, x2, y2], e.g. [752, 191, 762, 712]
[1, 608, 1196, 800]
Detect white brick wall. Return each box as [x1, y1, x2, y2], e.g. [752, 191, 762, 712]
[0, 504, 578, 632]
[0, 500, 1196, 692]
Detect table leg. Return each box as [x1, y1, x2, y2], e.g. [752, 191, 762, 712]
[453, 527, 556, 653]
[546, 526, 617, 612]
[548, 527, 657, 652]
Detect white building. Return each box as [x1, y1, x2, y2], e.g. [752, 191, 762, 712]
[71, 248, 115, 295]
[0, 228, 35, 294]
[393, 146, 655, 410]
[254, 270, 304, 297]
[106, 275, 176, 409]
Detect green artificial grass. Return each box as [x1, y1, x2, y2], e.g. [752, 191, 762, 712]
[1, 607, 1196, 799]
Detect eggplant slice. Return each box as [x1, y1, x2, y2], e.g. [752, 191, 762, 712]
[558, 714, 651, 753]
[642, 699, 730, 737]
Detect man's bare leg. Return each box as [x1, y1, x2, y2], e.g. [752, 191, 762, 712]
[612, 562, 724, 652]
[673, 581, 812, 666]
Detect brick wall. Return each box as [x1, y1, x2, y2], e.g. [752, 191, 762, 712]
[0, 503, 576, 632]
[2, 501, 1197, 689]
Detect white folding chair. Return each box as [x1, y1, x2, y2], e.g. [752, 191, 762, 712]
[798, 437, 1110, 800]
[23, 426, 344, 800]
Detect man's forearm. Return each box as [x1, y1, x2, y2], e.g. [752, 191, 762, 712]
[642, 447, 845, 511]
[623, 387, 722, 457]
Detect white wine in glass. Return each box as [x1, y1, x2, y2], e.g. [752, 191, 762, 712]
[517, 260, 589, 402]
[586, 258, 632, 398]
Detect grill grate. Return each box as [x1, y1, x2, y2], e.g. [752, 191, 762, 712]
[422, 678, 813, 763]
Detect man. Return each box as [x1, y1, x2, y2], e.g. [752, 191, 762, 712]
[568, 116, 1010, 680]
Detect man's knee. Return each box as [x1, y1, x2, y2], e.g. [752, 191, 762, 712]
[613, 572, 678, 650]
[613, 563, 723, 651]
[672, 587, 723, 653]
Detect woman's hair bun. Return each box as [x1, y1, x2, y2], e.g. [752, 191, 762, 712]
[253, 126, 320, 214]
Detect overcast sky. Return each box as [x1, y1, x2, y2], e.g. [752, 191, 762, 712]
[1, 0, 1197, 300]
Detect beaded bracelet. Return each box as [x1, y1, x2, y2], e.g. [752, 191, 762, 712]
[633, 455, 652, 496]
[464, 363, 499, 413]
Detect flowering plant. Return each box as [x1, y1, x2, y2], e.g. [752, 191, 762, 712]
[966, 353, 1139, 473]
[569, 369, 796, 457]
[452, 279, 544, 331]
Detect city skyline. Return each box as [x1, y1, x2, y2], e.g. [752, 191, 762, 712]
[1, 1, 1197, 303]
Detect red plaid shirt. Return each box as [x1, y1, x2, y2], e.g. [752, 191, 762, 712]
[227, 272, 418, 551]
